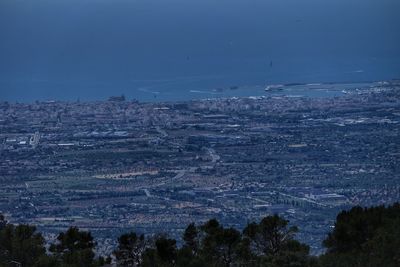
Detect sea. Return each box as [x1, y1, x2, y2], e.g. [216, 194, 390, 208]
[0, 0, 399, 102]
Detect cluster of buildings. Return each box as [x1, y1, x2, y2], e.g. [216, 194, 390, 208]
[0, 80, 399, 254]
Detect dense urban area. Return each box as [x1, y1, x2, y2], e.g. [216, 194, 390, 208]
[1, 80, 399, 255]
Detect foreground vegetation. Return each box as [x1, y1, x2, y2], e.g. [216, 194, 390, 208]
[1, 203, 399, 267]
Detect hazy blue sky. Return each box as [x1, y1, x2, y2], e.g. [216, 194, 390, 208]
[1, 0, 399, 101]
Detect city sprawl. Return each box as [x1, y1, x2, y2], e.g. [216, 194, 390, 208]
[1, 81, 399, 254]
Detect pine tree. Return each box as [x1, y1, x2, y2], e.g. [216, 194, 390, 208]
[0, 216, 47, 267]
[114, 232, 148, 267]
[49, 227, 100, 267]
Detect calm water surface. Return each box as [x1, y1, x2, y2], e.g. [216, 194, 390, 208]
[0, 0, 399, 102]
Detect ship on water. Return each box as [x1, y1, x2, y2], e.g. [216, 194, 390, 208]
[265, 84, 284, 92]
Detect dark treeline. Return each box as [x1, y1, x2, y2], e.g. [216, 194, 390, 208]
[1, 203, 399, 267]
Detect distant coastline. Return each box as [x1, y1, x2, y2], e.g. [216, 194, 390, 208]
[1, 79, 398, 104]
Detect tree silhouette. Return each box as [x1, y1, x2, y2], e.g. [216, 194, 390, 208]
[182, 223, 199, 255]
[141, 235, 177, 267]
[4, 204, 398, 267]
[0, 214, 6, 230]
[49, 226, 100, 267]
[320, 203, 400, 267]
[199, 219, 248, 267]
[243, 214, 298, 256]
[0, 220, 46, 267]
[114, 232, 148, 267]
